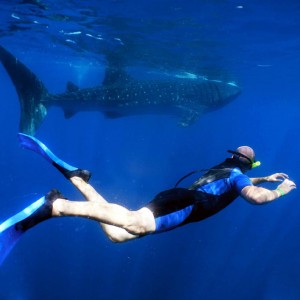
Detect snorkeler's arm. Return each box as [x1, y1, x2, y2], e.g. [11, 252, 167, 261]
[241, 178, 296, 205]
[250, 173, 289, 185]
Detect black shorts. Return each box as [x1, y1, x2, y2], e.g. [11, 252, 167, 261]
[145, 188, 222, 233]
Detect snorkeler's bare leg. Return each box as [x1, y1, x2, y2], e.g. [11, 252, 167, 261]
[52, 199, 155, 238]
[70, 177, 139, 242]
[53, 177, 155, 242]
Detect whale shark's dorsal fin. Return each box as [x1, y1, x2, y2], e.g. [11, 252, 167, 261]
[102, 67, 133, 87]
[67, 81, 79, 92]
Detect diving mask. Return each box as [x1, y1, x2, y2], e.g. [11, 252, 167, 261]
[227, 150, 261, 169]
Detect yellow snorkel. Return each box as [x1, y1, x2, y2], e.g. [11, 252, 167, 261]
[252, 161, 261, 168]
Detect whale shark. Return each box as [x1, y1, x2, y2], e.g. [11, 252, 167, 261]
[0, 45, 241, 135]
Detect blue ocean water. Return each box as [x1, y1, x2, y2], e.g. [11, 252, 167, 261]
[0, 0, 300, 299]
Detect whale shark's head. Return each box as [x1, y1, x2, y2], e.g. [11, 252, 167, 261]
[193, 79, 241, 110]
[216, 81, 241, 106]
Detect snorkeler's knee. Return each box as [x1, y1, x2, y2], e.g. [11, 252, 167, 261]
[124, 208, 156, 235]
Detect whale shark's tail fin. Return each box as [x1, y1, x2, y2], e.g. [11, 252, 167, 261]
[0, 45, 48, 135]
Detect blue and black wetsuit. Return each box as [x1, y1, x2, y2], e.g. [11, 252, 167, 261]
[146, 159, 252, 233]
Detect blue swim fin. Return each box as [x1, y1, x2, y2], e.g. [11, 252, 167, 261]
[18, 133, 91, 182]
[0, 196, 45, 265]
[0, 190, 63, 265]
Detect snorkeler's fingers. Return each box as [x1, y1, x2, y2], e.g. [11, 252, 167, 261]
[280, 173, 289, 178]
[273, 173, 289, 181]
[288, 179, 296, 188]
[283, 179, 296, 189]
[275, 173, 288, 178]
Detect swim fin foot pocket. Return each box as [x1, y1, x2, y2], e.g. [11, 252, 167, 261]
[16, 189, 64, 232]
[53, 163, 92, 182]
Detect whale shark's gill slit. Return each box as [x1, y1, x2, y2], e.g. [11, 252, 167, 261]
[211, 81, 221, 106]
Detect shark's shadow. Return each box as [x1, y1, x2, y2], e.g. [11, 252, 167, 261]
[0, 45, 241, 135]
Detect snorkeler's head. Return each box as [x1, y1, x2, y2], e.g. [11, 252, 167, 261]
[227, 146, 260, 170]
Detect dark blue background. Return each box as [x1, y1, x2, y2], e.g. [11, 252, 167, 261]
[1, 1, 300, 299]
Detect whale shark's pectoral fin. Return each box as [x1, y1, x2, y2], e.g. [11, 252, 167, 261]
[178, 108, 203, 127]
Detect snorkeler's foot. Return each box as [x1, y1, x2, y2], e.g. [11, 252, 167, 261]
[15, 189, 65, 232]
[45, 189, 65, 205]
[65, 169, 92, 182]
[53, 163, 92, 182]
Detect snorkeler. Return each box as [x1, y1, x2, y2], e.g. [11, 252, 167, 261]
[0, 134, 296, 264]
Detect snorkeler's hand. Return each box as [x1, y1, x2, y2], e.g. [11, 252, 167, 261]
[266, 173, 289, 182]
[277, 179, 296, 195]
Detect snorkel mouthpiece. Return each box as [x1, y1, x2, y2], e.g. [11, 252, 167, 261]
[252, 161, 261, 168]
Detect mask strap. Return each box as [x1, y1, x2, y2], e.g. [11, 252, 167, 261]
[227, 150, 253, 165]
[227, 150, 261, 169]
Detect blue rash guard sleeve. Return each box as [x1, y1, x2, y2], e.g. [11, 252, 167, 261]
[231, 170, 253, 193]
